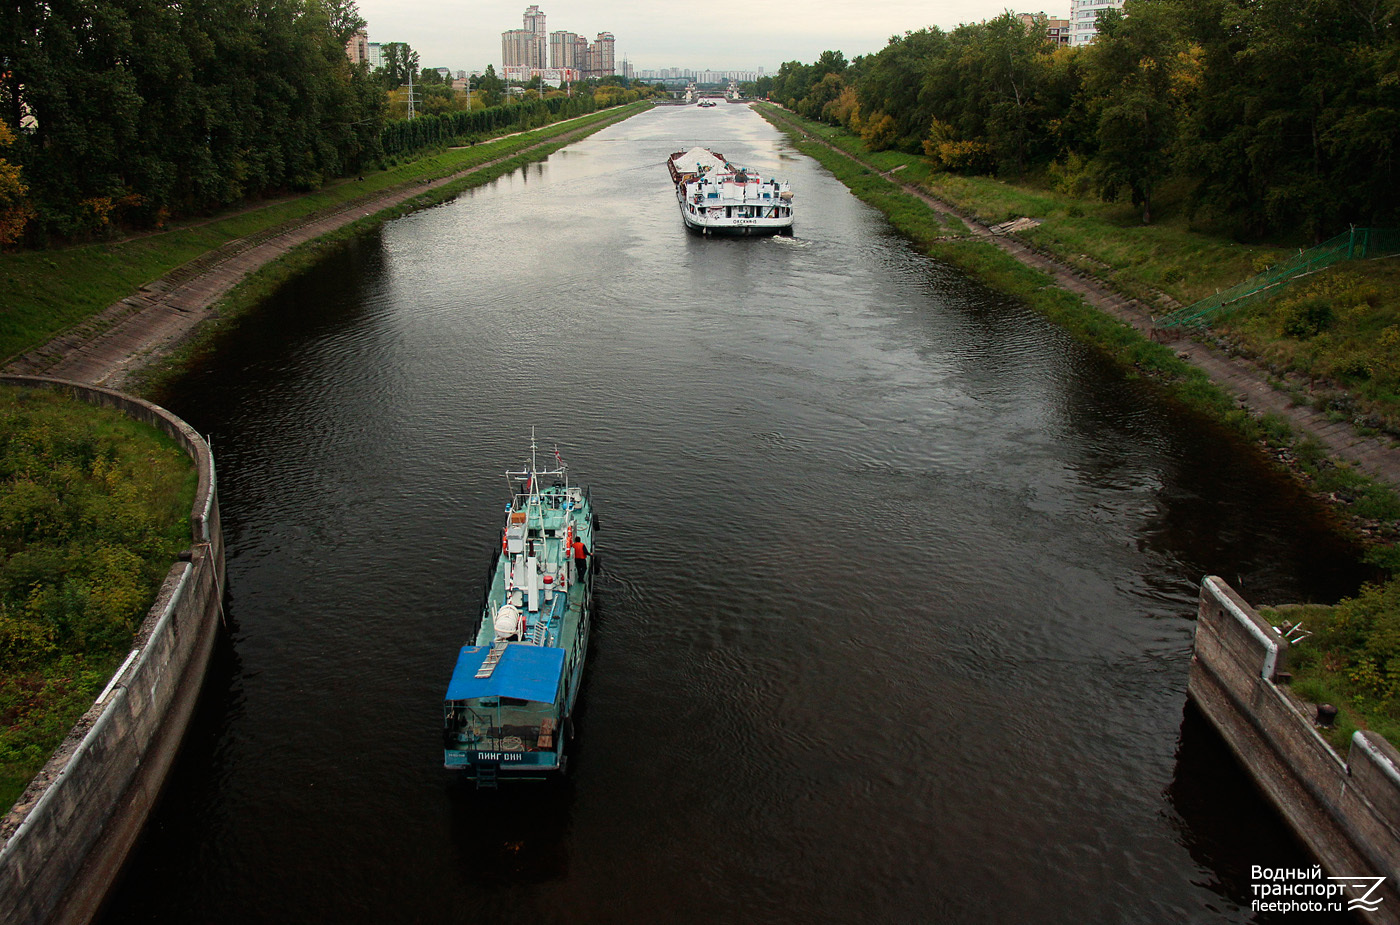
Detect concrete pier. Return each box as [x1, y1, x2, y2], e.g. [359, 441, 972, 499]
[1189, 576, 1400, 923]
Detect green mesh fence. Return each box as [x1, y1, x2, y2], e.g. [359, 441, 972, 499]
[1156, 227, 1400, 330]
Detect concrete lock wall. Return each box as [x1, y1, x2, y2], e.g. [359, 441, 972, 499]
[0, 377, 225, 925]
[1188, 576, 1400, 923]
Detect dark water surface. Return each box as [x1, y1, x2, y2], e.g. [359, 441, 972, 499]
[103, 106, 1366, 923]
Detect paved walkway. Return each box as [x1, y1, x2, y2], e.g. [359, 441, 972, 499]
[784, 121, 1400, 498]
[2, 113, 629, 392]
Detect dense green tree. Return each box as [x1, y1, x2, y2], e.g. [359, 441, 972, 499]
[475, 64, 505, 107]
[797, 72, 847, 122]
[0, 119, 32, 244]
[860, 29, 947, 150]
[742, 75, 775, 99]
[1, 0, 383, 240]
[951, 15, 1057, 174]
[1173, 0, 1400, 237]
[769, 0, 1400, 236]
[377, 41, 419, 89]
[770, 59, 812, 110]
[1041, 46, 1093, 163]
[1082, 4, 1185, 222]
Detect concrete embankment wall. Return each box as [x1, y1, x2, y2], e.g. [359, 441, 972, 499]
[1189, 576, 1400, 923]
[0, 377, 224, 925]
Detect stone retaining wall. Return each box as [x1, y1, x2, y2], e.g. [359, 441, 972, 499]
[1189, 576, 1400, 923]
[0, 377, 224, 925]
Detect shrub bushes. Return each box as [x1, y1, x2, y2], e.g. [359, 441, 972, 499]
[0, 385, 195, 809]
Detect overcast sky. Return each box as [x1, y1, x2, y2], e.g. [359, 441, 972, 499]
[352, 0, 1039, 74]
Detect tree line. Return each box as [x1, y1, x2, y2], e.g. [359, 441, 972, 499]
[0, 1, 658, 246]
[378, 91, 635, 159]
[2, 0, 384, 243]
[755, 0, 1400, 239]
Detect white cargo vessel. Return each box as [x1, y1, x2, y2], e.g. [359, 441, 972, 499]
[668, 147, 794, 237]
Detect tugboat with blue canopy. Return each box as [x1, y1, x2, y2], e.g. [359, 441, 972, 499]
[443, 435, 595, 786]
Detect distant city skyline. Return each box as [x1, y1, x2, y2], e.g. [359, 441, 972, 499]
[350, 0, 1071, 76]
[501, 5, 615, 80]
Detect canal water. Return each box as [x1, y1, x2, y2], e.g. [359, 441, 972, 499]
[104, 105, 1366, 923]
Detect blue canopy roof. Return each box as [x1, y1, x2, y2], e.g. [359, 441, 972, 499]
[445, 644, 566, 704]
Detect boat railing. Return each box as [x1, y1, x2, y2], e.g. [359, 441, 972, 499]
[512, 486, 574, 512]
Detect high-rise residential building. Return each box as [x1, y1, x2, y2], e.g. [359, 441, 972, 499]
[1017, 12, 1072, 46]
[503, 28, 545, 70]
[1070, 0, 1124, 44]
[345, 30, 370, 65]
[589, 32, 615, 78]
[504, 7, 614, 79]
[503, 6, 552, 73]
[550, 30, 582, 70]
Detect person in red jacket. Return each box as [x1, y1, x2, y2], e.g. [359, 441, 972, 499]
[571, 536, 589, 578]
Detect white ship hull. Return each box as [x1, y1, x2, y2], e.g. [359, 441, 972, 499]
[676, 185, 794, 236]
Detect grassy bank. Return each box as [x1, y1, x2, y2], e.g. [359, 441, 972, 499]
[756, 103, 1400, 567]
[0, 102, 651, 366]
[0, 385, 195, 812]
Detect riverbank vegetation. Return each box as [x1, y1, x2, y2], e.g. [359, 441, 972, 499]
[751, 0, 1399, 240]
[1263, 584, 1400, 752]
[0, 385, 195, 812]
